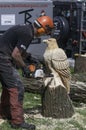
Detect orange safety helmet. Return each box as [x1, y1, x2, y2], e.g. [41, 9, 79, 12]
[34, 16, 54, 35]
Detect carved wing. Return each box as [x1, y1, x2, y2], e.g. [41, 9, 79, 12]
[51, 48, 71, 78]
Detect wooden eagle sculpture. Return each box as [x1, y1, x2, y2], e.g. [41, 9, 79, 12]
[43, 38, 71, 94]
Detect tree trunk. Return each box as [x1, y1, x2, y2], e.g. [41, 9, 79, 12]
[74, 54, 86, 73]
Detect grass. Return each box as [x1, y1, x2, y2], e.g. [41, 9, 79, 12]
[0, 91, 86, 130]
[23, 92, 41, 109]
[0, 69, 86, 130]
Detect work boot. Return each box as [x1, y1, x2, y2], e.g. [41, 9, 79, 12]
[11, 122, 36, 130]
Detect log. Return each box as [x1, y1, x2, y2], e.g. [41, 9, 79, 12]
[70, 81, 86, 103]
[74, 54, 86, 73]
[23, 77, 44, 94]
[23, 73, 86, 103]
[69, 73, 86, 103]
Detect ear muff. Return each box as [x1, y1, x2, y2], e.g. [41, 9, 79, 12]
[36, 28, 45, 35]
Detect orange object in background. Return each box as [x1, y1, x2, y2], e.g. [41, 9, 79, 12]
[28, 64, 36, 72]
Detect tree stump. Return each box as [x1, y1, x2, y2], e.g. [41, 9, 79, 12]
[41, 76, 74, 118]
[74, 54, 86, 73]
[23, 76, 74, 118]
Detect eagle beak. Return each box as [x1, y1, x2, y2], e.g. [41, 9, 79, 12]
[43, 39, 47, 43]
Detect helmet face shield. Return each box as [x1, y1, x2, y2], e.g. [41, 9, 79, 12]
[34, 20, 42, 29]
[34, 20, 46, 36]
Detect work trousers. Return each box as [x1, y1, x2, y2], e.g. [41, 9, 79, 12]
[0, 55, 25, 124]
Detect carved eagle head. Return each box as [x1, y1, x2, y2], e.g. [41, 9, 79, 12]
[43, 38, 59, 50]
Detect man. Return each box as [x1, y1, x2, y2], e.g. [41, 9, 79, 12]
[0, 15, 54, 129]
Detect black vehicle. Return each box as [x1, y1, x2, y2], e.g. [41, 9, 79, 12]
[0, 0, 86, 58]
[52, 0, 86, 57]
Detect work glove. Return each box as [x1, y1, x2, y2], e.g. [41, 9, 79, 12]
[22, 66, 31, 77]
